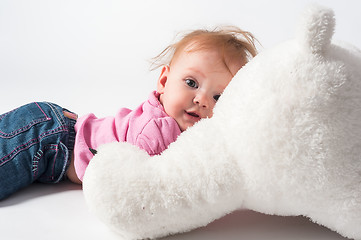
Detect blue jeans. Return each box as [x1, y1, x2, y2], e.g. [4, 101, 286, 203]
[0, 102, 77, 200]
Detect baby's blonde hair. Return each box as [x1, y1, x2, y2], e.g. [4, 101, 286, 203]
[151, 26, 258, 75]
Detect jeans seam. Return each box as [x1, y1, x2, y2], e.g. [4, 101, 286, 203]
[0, 125, 67, 166]
[32, 149, 44, 179]
[44, 102, 65, 127]
[54, 142, 69, 183]
[0, 102, 51, 138]
[35, 102, 50, 120]
[0, 117, 49, 138]
[33, 144, 60, 181]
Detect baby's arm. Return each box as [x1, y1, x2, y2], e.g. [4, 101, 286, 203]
[135, 117, 181, 155]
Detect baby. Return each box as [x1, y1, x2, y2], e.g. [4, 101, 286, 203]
[0, 26, 257, 200]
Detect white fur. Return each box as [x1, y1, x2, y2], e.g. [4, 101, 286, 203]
[83, 4, 361, 240]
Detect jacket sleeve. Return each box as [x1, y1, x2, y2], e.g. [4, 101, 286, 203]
[135, 118, 181, 156]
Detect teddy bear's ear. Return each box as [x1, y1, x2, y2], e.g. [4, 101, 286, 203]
[297, 4, 335, 54]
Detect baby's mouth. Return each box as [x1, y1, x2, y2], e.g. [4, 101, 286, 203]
[186, 111, 200, 118]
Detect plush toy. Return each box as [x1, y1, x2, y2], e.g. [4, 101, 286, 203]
[82, 4, 361, 240]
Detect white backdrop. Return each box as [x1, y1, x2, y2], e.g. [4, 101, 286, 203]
[0, 1, 360, 240]
[0, 0, 360, 118]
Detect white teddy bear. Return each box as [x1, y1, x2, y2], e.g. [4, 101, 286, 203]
[82, 4, 361, 240]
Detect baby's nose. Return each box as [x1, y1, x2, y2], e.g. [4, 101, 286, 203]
[193, 93, 210, 108]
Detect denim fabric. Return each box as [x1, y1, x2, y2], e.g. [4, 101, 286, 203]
[0, 102, 76, 200]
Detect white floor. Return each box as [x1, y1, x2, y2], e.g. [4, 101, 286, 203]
[0, 181, 347, 240]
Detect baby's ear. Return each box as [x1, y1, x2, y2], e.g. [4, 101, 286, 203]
[157, 65, 170, 94]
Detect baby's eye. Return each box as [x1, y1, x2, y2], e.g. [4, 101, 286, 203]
[213, 94, 221, 101]
[185, 79, 198, 88]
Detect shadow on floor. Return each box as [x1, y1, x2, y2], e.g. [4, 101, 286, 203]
[0, 180, 82, 207]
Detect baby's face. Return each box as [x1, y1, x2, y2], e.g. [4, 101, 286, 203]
[157, 47, 243, 131]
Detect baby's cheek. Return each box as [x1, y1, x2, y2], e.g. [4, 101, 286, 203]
[206, 110, 213, 119]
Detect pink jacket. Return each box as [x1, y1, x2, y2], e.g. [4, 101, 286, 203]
[73, 91, 181, 181]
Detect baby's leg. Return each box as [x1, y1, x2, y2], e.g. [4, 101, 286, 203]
[0, 102, 76, 200]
